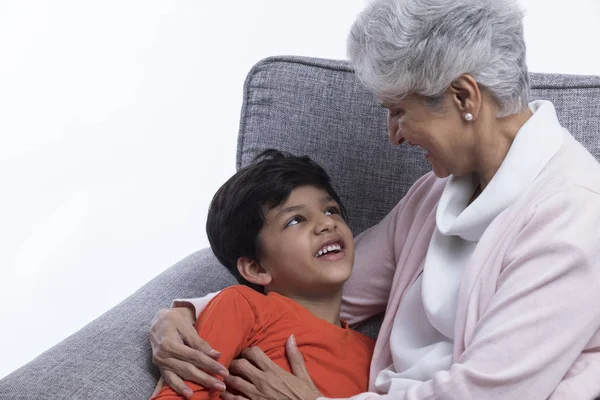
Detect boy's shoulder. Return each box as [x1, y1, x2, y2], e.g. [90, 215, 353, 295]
[209, 285, 294, 327]
[216, 285, 264, 302]
[210, 285, 271, 313]
[214, 286, 316, 323]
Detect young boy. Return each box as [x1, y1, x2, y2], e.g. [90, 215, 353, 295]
[152, 149, 374, 400]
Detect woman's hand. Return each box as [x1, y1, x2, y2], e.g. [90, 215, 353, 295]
[221, 335, 322, 400]
[150, 306, 229, 398]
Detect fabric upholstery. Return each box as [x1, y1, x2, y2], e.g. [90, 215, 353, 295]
[0, 56, 598, 399]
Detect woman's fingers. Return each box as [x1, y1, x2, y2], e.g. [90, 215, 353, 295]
[223, 373, 262, 400]
[161, 357, 226, 391]
[149, 306, 230, 394]
[225, 359, 265, 399]
[170, 341, 228, 376]
[151, 377, 166, 398]
[220, 390, 250, 400]
[240, 346, 277, 372]
[228, 358, 261, 383]
[178, 316, 222, 359]
[150, 308, 228, 377]
[285, 335, 310, 381]
[228, 342, 321, 400]
[161, 369, 194, 399]
[153, 337, 226, 377]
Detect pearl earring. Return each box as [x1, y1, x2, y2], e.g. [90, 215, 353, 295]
[464, 113, 473, 121]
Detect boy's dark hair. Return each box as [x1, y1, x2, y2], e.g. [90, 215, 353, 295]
[206, 149, 347, 287]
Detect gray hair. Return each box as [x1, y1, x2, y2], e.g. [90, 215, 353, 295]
[347, 0, 530, 117]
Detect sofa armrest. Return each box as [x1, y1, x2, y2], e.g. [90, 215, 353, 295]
[0, 248, 236, 400]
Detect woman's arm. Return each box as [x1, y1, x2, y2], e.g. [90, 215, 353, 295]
[152, 287, 256, 400]
[341, 172, 442, 326]
[150, 291, 226, 397]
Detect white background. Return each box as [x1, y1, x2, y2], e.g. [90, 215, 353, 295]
[1, 0, 599, 380]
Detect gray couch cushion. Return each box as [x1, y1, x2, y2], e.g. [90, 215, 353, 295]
[1, 56, 598, 399]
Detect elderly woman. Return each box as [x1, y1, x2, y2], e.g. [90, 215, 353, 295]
[149, 0, 600, 398]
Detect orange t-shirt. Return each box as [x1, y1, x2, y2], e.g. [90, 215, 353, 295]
[152, 285, 375, 399]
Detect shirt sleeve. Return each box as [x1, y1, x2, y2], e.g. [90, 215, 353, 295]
[341, 173, 442, 326]
[327, 187, 600, 400]
[153, 287, 257, 400]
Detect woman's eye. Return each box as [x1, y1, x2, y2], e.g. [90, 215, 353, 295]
[285, 216, 303, 228]
[390, 109, 404, 117]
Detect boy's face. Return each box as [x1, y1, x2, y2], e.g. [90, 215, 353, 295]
[257, 185, 354, 296]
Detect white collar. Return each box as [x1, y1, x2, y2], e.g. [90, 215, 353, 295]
[436, 100, 565, 241]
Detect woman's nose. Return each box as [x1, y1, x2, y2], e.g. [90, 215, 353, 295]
[387, 111, 399, 144]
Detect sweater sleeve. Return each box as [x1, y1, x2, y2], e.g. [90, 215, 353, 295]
[171, 291, 221, 320]
[329, 187, 600, 400]
[341, 173, 442, 326]
[153, 287, 256, 400]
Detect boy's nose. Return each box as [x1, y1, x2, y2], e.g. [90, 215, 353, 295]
[315, 214, 336, 233]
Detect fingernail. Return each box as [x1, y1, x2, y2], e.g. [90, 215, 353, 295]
[218, 368, 229, 377]
[289, 334, 296, 346]
[184, 388, 194, 399]
[213, 382, 226, 391]
[210, 349, 222, 358]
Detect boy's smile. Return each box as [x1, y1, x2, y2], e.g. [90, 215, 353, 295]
[314, 237, 346, 261]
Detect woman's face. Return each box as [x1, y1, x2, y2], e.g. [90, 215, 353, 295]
[382, 93, 474, 178]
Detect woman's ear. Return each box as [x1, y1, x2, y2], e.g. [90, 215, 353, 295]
[237, 257, 272, 286]
[449, 74, 481, 119]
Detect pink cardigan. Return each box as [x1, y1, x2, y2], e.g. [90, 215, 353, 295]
[339, 130, 600, 400]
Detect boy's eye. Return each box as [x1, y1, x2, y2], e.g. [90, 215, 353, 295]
[285, 216, 304, 228]
[324, 207, 340, 216]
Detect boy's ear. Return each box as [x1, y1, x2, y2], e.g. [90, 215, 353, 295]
[237, 257, 272, 286]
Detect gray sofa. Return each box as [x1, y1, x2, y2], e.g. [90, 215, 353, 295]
[1, 56, 599, 399]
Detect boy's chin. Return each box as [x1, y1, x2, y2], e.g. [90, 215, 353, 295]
[299, 277, 350, 295]
[319, 269, 353, 288]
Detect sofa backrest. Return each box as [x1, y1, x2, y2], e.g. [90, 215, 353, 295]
[237, 56, 600, 236]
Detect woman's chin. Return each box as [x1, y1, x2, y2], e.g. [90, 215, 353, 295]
[427, 154, 451, 178]
[431, 165, 451, 178]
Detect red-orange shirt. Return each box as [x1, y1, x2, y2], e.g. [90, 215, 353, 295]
[152, 285, 375, 399]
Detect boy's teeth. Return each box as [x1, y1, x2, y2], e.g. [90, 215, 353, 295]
[315, 243, 342, 257]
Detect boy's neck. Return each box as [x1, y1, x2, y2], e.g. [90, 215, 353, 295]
[266, 287, 344, 327]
